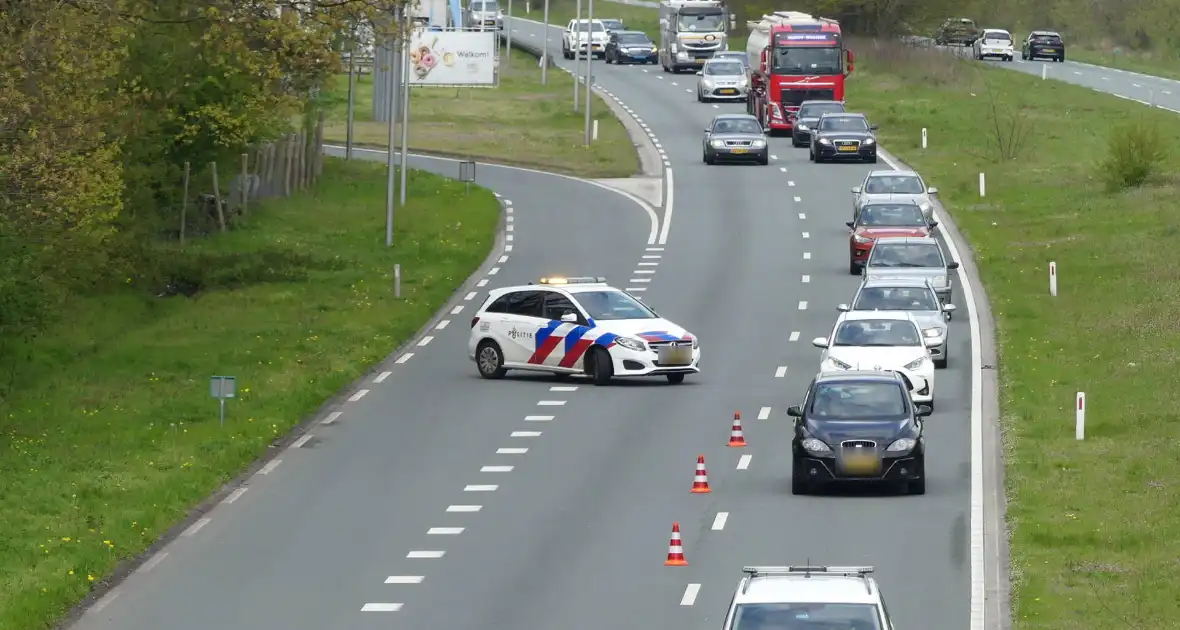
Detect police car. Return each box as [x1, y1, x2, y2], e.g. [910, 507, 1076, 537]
[468, 277, 700, 384]
[722, 566, 893, 630]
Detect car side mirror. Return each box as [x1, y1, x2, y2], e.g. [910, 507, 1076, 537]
[845, 220, 855, 228]
[811, 337, 829, 348]
[924, 337, 941, 348]
[943, 303, 957, 313]
[869, 124, 879, 130]
[560, 312, 578, 323]
[696, 70, 703, 75]
[928, 221, 939, 229]
[704, 127, 711, 133]
[851, 186, 861, 194]
[787, 405, 803, 417]
[836, 304, 850, 312]
[915, 404, 933, 417]
[947, 261, 960, 270]
[763, 126, 772, 134]
[927, 187, 939, 194]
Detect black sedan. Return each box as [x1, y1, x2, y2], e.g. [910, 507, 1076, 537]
[605, 31, 657, 65]
[1022, 30, 1065, 62]
[809, 112, 878, 163]
[788, 370, 929, 495]
[790, 99, 846, 147]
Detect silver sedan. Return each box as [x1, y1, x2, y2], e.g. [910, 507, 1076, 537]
[696, 59, 749, 103]
[702, 114, 769, 165]
[852, 169, 939, 223]
[840, 277, 956, 368]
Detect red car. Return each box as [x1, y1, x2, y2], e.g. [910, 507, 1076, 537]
[846, 202, 934, 274]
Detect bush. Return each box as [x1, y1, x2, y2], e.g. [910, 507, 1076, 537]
[1100, 120, 1169, 190]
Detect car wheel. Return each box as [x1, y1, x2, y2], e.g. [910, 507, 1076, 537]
[1058, 54, 1065, 62]
[476, 340, 508, 379]
[934, 356, 948, 369]
[848, 260, 859, 275]
[586, 347, 613, 385]
[907, 475, 926, 496]
[758, 152, 769, 165]
[866, 154, 877, 164]
[815, 152, 825, 164]
[605, 54, 612, 64]
[791, 470, 810, 495]
[696, 90, 704, 102]
[791, 136, 801, 147]
[666, 373, 685, 384]
[705, 151, 715, 165]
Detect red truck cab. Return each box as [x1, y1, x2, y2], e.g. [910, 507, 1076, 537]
[748, 20, 853, 134]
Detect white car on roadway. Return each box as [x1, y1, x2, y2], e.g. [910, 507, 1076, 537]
[562, 19, 609, 59]
[468, 277, 700, 385]
[973, 28, 1015, 61]
[811, 310, 937, 407]
[722, 566, 894, 630]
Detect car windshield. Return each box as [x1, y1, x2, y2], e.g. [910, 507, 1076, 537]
[715, 53, 748, 63]
[772, 46, 842, 74]
[601, 19, 623, 29]
[705, 62, 744, 75]
[983, 31, 1011, 41]
[855, 286, 940, 311]
[820, 117, 868, 132]
[863, 175, 925, 194]
[572, 21, 606, 32]
[869, 243, 944, 268]
[733, 602, 885, 629]
[858, 204, 926, 226]
[677, 13, 724, 31]
[574, 290, 657, 320]
[833, 319, 921, 347]
[798, 103, 844, 118]
[712, 118, 762, 134]
[474, 1, 499, 10]
[618, 33, 649, 44]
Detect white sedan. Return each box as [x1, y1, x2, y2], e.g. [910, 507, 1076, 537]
[811, 310, 938, 407]
[468, 277, 700, 385]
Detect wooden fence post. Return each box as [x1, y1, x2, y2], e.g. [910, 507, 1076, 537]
[180, 161, 190, 245]
[211, 161, 227, 232]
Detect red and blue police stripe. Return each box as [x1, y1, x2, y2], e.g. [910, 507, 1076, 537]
[526, 320, 693, 368]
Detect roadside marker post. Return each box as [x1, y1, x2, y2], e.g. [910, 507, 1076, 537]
[979, 172, 986, 197]
[394, 264, 402, 298]
[921, 127, 927, 149]
[1049, 261, 1057, 296]
[1075, 392, 1085, 440]
[592, 119, 599, 141]
[1041, 64, 1047, 80]
[210, 376, 237, 426]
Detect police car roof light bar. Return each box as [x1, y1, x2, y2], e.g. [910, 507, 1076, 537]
[537, 276, 607, 285]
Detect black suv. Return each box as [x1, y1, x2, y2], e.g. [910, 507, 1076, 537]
[605, 30, 657, 64]
[1022, 30, 1065, 62]
[809, 112, 878, 163]
[935, 18, 977, 46]
[788, 371, 930, 495]
[790, 100, 845, 147]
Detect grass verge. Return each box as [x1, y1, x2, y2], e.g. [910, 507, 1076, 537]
[322, 45, 637, 178]
[0, 158, 500, 630]
[845, 37, 1180, 628]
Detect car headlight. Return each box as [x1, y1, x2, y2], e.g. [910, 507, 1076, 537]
[853, 234, 873, 244]
[670, 44, 678, 53]
[614, 337, 646, 352]
[817, 137, 832, 144]
[690, 336, 699, 349]
[801, 438, 831, 454]
[739, 78, 748, 86]
[751, 139, 766, 148]
[825, 356, 851, 370]
[863, 138, 876, 145]
[796, 124, 808, 130]
[903, 356, 927, 370]
[886, 438, 917, 452]
[923, 327, 945, 339]
[710, 139, 725, 148]
[932, 274, 949, 288]
[701, 79, 715, 88]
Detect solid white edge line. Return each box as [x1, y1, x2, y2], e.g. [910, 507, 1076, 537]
[680, 583, 702, 606]
[880, 151, 985, 630]
[659, 166, 674, 244]
[181, 517, 211, 537]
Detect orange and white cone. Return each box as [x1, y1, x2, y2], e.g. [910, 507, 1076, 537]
[664, 522, 688, 566]
[690, 454, 711, 493]
[728, 411, 747, 447]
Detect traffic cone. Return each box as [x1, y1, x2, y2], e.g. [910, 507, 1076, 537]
[664, 522, 688, 566]
[728, 411, 747, 447]
[690, 454, 711, 493]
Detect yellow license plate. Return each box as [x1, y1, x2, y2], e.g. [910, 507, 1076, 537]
[1043, 48, 1056, 52]
[730, 148, 748, 154]
[843, 453, 881, 474]
[838, 145, 857, 152]
[696, 59, 706, 63]
[719, 89, 737, 94]
[658, 346, 692, 365]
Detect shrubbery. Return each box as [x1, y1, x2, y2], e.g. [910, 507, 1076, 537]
[1100, 120, 1169, 190]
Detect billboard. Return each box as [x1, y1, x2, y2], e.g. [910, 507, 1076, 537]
[408, 30, 497, 86]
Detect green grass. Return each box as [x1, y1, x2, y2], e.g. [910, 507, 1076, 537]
[846, 37, 1180, 628]
[0, 158, 500, 630]
[1067, 47, 1180, 81]
[322, 45, 638, 178]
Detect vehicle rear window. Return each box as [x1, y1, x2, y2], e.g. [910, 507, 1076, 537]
[984, 32, 1011, 41]
[868, 243, 945, 268]
[1033, 34, 1062, 44]
[854, 286, 940, 311]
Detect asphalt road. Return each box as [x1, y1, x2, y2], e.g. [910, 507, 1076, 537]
[68, 24, 976, 630]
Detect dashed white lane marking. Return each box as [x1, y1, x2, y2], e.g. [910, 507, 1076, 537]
[672, 81, 678, 86]
[396, 353, 414, 364]
[794, 196, 801, 202]
[737, 454, 752, 470]
[647, 246, 664, 251]
[770, 154, 778, 160]
[512, 431, 542, 437]
[464, 484, 498, 492]
[498, 255, 509, 263]
[181, 518, 211, 537]
[634, 269, 656, 274]
[506, 245, 513, 252]
[798, 212, 806, 219]
[477, 279, 489, 287]
[802, 232, 810, 239]
[626, 287, 647, 292]
[758, 407, 771, 420]
[92, 591, 120, 613]
[803, 252, 811, 260]
[774, 366, 788, 378]
[447, 505, 482, 513]
[488, 267, 500, 275]
[385, 576, 425, 583]
[789, 331, 800, 342]
[681, 583, 702, 606]
[259, 459, 282, 475]
[712, 512, 729, 530]
[629, 278, 651, 283]
[427, 527, 464, 535]
[537, 400, 566, 406]
[362, 603, 403, 612]
[435, 320, 450, 331]
[507, 224, 514, 232]
[407, 550, 446, 558]
[417, 336, 434, 347]
[525, 415, 554, 421]
[496, 447, 529, 454]
[374, 371, 392, 383]
[1164, 90, 1173, 95]
[506, 216, 514, 223]
[1133, 83, 1142, 87]
[801, 275, 810, 283]
[507, 234, 514, 241]
[464, 291, 477, 300]
[291, 434, 314, 449]
[550, 385, 578, 391]
[481, 465, 514, 472]
[137, 552, 168, 574]
[504, 199, 512, 206]
[1073, 71, 1082, 75]
[348, 389, 369, 402]
[780, 166, 787, 173]
[638, 261, 659, 266]
[642, 254, 662, 259]
[222, 487, 248, 504]
[788, 181, 795, 187]
[1101, 76, 1109, 80]
[798, 301, 808, 310]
